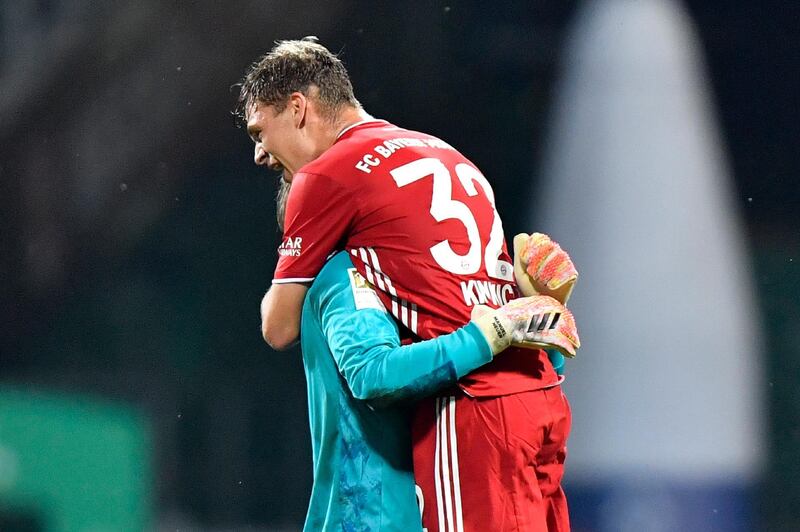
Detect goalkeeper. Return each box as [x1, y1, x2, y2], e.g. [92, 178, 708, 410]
[299, 250, 578, 531]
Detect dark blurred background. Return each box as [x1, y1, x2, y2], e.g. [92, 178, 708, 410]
[1, 1, 798, 530]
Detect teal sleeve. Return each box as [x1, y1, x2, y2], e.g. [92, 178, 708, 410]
[547, 350, 565, 376]
[313, 254, 493, 408]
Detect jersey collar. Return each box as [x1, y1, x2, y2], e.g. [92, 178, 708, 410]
[335, 118, 390, 140]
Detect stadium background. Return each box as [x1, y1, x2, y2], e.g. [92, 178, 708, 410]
[1, 1, 798, 530]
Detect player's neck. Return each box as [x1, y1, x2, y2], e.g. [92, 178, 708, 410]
[304, 107, 373, 164]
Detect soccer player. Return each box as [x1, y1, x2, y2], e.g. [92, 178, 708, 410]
[236, 37, 578, 531]
[300, 250, 576, 530]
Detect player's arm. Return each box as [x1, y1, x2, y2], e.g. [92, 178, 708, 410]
[315, 256, 491, 407]
[265, 171, 355, 349]
[260, 283, 309, 350]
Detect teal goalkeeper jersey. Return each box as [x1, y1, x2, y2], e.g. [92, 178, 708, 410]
[300, 251, 493, 531]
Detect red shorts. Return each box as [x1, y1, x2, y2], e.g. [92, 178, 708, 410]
[412, 386, 571, 532]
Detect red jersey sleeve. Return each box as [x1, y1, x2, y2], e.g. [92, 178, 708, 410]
[273, 171, 356, 283]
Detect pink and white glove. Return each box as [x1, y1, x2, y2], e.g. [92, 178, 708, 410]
[471, 295, 580, 358]
[513, 232, 578, 304]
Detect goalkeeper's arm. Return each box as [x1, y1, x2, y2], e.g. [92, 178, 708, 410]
[319, 275, 578, 408]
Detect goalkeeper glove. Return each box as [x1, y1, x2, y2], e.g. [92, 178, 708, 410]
[471, 295, 580, 358]
[513, 232, 578, 304]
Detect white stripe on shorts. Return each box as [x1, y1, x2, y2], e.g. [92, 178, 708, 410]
[435, 395, 463, 532]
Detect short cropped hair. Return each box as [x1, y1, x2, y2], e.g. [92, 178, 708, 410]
[235, 36, 358, 121]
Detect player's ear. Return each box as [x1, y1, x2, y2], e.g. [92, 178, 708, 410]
[289, 92, 307, 128]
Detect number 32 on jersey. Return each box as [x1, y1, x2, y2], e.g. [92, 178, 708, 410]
[390, 157, 513, 281]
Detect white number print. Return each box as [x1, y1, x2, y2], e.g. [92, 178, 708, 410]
[454, 163, 512, 281]
[390, 157, 513, 280]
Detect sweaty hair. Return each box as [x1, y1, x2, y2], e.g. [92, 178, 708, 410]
[235, 36, 359, 122]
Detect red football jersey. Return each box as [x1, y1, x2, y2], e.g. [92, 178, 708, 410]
[274, 120, 559, 395]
